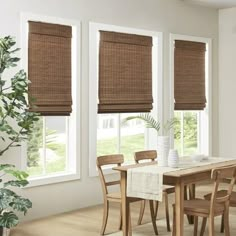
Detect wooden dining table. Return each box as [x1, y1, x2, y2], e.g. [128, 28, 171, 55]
[113, 158, 236, 236]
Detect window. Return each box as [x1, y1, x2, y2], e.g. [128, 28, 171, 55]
[21, 13, 80, 187]
[170, 34, 212, 157]
[97, 113, 145, 161]
[89, 23, 163, 176]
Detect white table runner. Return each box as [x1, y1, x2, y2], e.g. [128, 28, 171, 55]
[127, 157, 235, 201]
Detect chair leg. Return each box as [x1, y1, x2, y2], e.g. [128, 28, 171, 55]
[200, 217, 207, 236]
[194, 216, 198, 236]
[172, 205, 176, 236]
[188, 184, 196, 224]
[221, 214, 225, 233]
[137, 200, 146, 225]
[101, 200, 109, 235]
[119, 203, 122, 230]
[129, 208, 132, 236]
[149, 200, 158, 235]
[209, 216, 215, 236]
[185, 185, 194, 224]
[164, 192, 171, 232]
[224, 208, 230, 236]
[184, 185, 191, 224]
[189, 184, 196, 200]
[154, 200, 159, 219]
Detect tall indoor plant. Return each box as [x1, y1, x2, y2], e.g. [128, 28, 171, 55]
[124, 113, 175, 166]
[0, 36, 39, 235]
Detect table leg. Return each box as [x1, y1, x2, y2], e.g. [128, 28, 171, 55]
[175, 179, 184, 236]
[121, 172, 129, 236]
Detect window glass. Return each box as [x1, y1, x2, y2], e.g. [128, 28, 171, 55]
[97, 114, 118, 157]
[45, 116, 67, 174]
[97, 113, 145, 161]
[27, 116, 67, 177]
[183, 112, 198, 155]
[120, 113, 145, 161]
[174, 111, 198, 156]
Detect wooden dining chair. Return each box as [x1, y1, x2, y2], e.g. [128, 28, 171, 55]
[134, 150, 175, 232]
[172, 165, 236, 236]
[97, 154, 158, 235]
[204, 178, 236, 233]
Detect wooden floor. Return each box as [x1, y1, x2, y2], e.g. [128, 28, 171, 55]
[11, 184, 236, 236]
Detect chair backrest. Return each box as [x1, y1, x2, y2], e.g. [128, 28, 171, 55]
[134, 150, 157, 164]
[210, 165, 236, 210]
[96, 154, 124, 197]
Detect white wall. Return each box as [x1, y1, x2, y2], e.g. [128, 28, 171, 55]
[0, 0, 218, 221]
[219, 8, 236, 157]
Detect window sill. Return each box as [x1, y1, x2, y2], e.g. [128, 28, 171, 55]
[24, 172, 80, 188]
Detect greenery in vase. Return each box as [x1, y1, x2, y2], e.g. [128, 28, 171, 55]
[0, 36, 39, 229]
[123, 113, 175, 135]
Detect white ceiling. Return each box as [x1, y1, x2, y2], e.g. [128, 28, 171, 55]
[184, 0, 236, 9]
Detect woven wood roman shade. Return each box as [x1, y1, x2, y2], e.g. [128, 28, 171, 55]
[174, 40, 206, 110]
[28, 21, 72, 116]
[98, 31, 153, 113]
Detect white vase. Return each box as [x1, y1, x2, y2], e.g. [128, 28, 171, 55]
[168, 149, 179, 168]
[157, 136, 169, 167]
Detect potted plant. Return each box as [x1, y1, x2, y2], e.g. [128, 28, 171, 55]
[0, 36, 39, 235]
[123, 113, 175, 166]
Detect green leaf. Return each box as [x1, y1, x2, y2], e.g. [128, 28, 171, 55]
[123, 113, 161, 132]
[0, 188, 18, 198]
[4, 180, 29, 188]
[0, 164, 15, 171]
[9, 57, 20, 63]
[123, 113, 176, 135]
[0, 80, 6, 87]
[0, 196, 12, 210]
[0, 188, 19, 210]
[10, 197, 32, 215]
[9, 48, 20, 54]
[0, 137, 5, 142]
[4, 169, 29, 180]
[163, 119, 177, 133]
[0, 212, 19, 228]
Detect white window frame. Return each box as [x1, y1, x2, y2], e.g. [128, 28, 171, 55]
[169, 34, 212, 156]
[89, 22, 163, 177]
[20, 13, 81, 187]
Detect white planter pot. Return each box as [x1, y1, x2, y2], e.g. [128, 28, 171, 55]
[168, 149, 179, 168]
[157, 136, 169, 167]
[0, 228, 10, 236]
